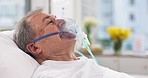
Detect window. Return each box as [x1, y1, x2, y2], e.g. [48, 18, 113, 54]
[102, 0, 111, 3]
[0, 0, 25, 30]
[129, 13, 135, 21]
[129, 0, 135, 6]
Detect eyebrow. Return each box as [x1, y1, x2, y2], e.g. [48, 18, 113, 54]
[42, 16, 51, 22]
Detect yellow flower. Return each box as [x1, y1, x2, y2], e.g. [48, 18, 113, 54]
[107, 27, 131, 41]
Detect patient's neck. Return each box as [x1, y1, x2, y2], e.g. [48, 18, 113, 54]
[36, 51, 78, 64]
[49, 52, 78, 61]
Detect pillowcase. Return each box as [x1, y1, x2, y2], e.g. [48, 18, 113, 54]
[0, 30, 39, 78]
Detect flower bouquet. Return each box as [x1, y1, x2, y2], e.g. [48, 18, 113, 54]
[107, 27, 131, 55]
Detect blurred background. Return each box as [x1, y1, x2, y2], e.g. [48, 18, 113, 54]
[0, 0, 148, 77]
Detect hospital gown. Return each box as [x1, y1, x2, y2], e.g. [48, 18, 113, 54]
[32, 57, 135, 78]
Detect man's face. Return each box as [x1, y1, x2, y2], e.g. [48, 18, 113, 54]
[27, 13, 76, 57]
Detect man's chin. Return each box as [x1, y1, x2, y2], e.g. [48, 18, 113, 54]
[60, 38, 76, 48]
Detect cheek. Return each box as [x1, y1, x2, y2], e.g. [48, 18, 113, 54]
[41, 41, 62, 55]
[40, 35, 62, 49]
[44, 25, 59, 35]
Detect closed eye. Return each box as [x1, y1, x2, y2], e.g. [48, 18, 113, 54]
[47, 21, 54, 25]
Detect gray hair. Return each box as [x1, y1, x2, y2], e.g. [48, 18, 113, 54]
[13, 8, 43, 56]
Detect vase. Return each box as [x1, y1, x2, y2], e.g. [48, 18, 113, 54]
[113, 40, 122, 56]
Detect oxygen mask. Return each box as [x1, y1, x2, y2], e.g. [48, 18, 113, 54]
[58, 18, 81, 41]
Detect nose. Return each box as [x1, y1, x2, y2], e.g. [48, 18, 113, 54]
[55, 19, 66, 31]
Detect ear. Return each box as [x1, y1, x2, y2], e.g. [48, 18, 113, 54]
[26, 43, 42, 54]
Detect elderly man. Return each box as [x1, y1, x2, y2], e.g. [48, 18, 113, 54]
[13, 8, 134, 78]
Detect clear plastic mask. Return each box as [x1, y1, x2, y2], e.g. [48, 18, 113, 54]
[59, 18, 83, 42]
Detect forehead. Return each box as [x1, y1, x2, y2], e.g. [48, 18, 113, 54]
[27, 13, 52, 22]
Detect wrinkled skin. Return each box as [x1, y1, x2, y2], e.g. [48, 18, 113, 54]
[26, 13, 78, 64]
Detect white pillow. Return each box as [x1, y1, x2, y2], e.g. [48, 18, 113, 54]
[0, 30, 39, 78]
